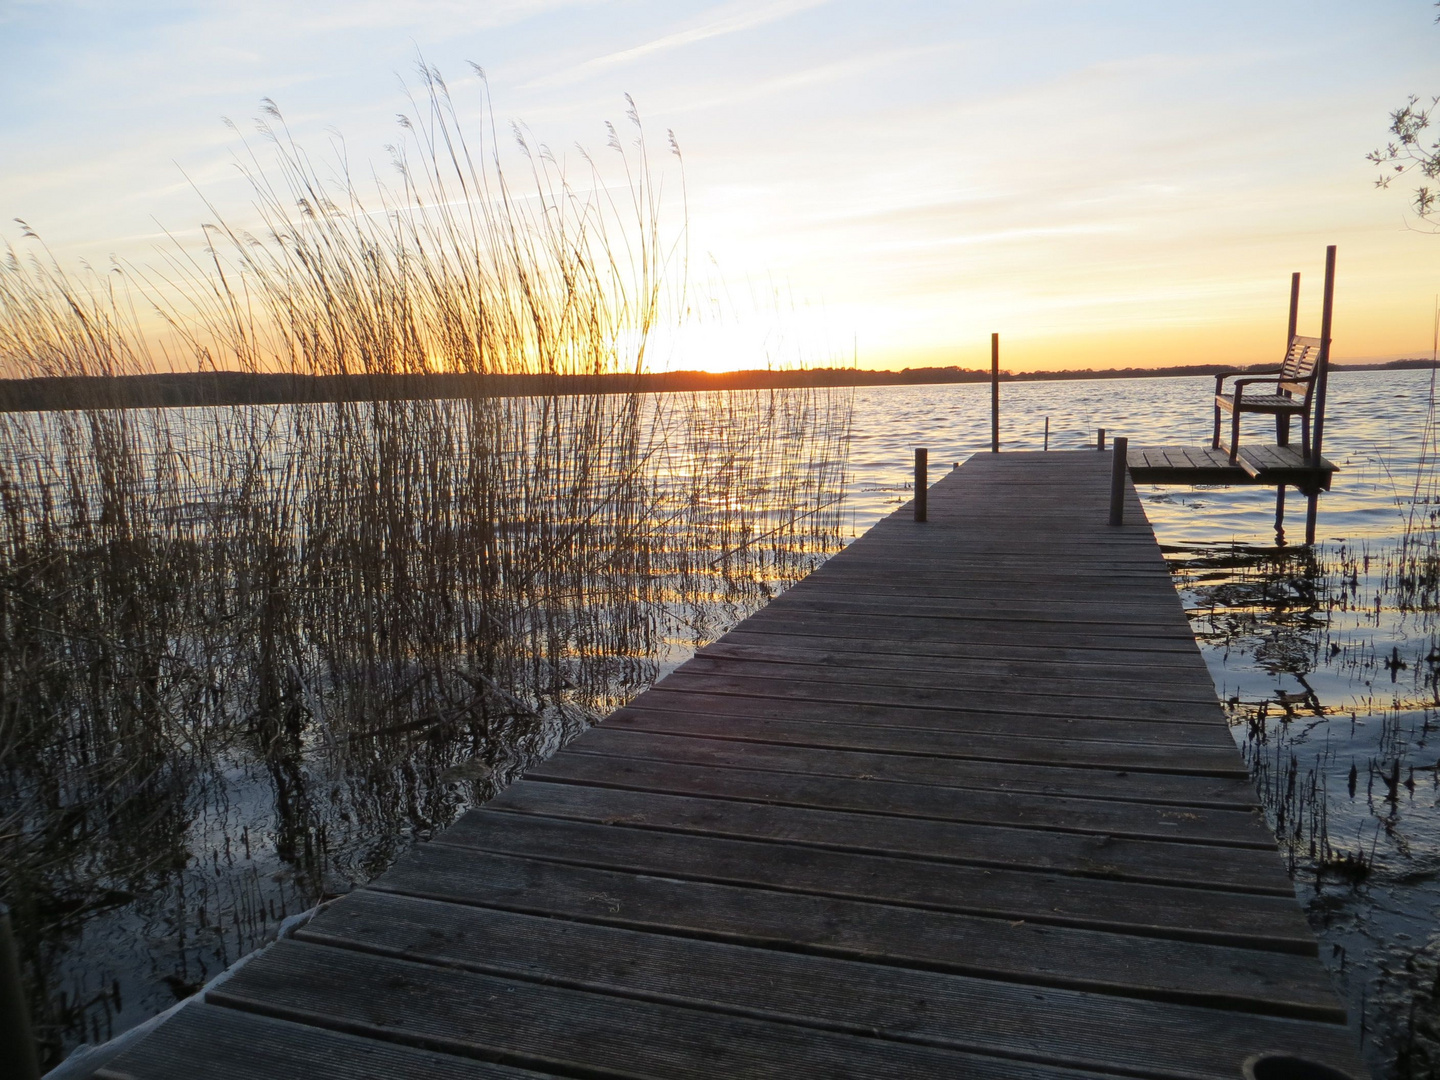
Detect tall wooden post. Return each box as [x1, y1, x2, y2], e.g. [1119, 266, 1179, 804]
[990, 333, 1000, 453]
[1109, 437, 1129, 526]
[1310, 247, 1336, 470]
[1306, 246, 1336, 545]
[1279, 272, 1301, 445]
[1043, 416, 1049, 451]
[1287, 271, 1301, 343]
[914, 448, 928, 522]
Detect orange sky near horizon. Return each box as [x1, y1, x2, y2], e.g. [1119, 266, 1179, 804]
[2, 2, 1438, 375]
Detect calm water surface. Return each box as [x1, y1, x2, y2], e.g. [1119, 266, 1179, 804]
[844, 370, 1440, 1079]
[13, 370, 1439, 1077]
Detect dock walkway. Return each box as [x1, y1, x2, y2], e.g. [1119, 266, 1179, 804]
[94, 451, 1365, 1080]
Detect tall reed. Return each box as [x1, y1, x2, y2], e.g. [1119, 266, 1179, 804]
[0, 67, 852, 1065]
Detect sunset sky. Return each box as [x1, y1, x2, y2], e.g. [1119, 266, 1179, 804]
[2, 1, 1437, 372]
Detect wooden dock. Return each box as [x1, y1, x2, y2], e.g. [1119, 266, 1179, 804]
[92, 451, 1365, 1080]
[1129, 443, 1336, 488]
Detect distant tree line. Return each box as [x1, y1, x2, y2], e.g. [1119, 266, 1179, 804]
[1, 359, 1428, 413]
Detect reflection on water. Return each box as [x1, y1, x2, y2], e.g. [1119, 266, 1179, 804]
[841, 369, 1439, 1080]
[9, 367, 1439, 1076]
[0, 387, 851, 1067]
[1173, 537, 1440, 1079]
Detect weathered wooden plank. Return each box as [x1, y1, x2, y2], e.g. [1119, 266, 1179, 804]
[600, 708, 1251, 776]
[647, 671, 1229, 726]
[802, 556, 1168, 574]
[488, 779, 1292, 891]
[776, 574, 1174, 594]
[714, 628, 1215, 672]
[778, 594, 1193, 622]
[211, 940, 1115, 1080]
[529, 750, 1275, 846]
[822, 538, 1157, 553]
[1183, 447, 1225, 471]
[751, 587, 1187, 617]
[789, 583, 1188, 608]
[726, 612, 1201, 651]
[693, 640, 1220, 689]
[565, 728, 1264, 809]
[94, 1003, 555, 1080]
[434, 811, 1314, 949]
[761, 594, 1195, 628]
[621, 690, 1234, 745]
[372, 844, 1343, 1019]
[302, 892, 1366, 1080]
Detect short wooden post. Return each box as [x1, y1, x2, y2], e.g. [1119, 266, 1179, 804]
[1097, 428, 1106, 451]
[0, 904, 40, 1080]
[990, 333, 1000, 453]
[1274, 484, 1287, 545]
[1109, 437, 1128, 526]
[1305, 489, 1319, 545]
[914, 448, 928, 522]
[1043, 416, 1049, 451]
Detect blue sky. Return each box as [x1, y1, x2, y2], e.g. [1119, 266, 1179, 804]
[1, 1, 1436, 370]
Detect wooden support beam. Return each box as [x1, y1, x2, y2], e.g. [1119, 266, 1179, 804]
[1109, 436, 1129, 526]
[914, 448, 928, 523]
[990, 333, 1000, 453]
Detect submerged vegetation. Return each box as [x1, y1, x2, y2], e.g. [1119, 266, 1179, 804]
[0, 67, 852, 1065]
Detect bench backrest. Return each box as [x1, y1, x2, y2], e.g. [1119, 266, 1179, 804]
[1279, 335, 1323, 398]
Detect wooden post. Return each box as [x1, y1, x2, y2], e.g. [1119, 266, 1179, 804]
[1043, 416, 1049, 451]
[1278, 274, 1299, 448]
[0, 905, 39, 1080]
[914, 448, 928, 522]
[1109, 437, 1128, 526]
[1097, 428, 1106, 451]
[990, 333, 1000, 453]
[1305, 245, 1336, 545]
[1287, 271, 1301, 343]
[1274, 485, 1287, 546]
[1310, 246, 1336, 470]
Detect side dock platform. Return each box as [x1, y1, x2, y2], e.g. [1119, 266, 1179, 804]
[92, 451, 1366, 1080]
[1129, 443, 1337, 488]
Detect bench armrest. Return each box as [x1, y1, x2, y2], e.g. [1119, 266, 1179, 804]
[1214, 369, 1282, 391]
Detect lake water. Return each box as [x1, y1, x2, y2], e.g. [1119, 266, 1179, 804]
[8, 369, 1437, 1077]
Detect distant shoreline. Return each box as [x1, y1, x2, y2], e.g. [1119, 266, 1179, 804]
[0, 359, 1431, 412]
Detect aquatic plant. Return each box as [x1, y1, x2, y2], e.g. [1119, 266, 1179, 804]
[0, 67, 852, 1065]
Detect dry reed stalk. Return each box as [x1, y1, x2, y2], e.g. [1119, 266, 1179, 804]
[0, 65, 852, 1064]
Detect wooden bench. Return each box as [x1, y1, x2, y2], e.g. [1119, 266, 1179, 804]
[1212, 333, 1323, 462]
[1212, 267, 1331, 464]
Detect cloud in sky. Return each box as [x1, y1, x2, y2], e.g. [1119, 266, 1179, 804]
[1, 0, 1436, 371]
[521, 0, 834, 89]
